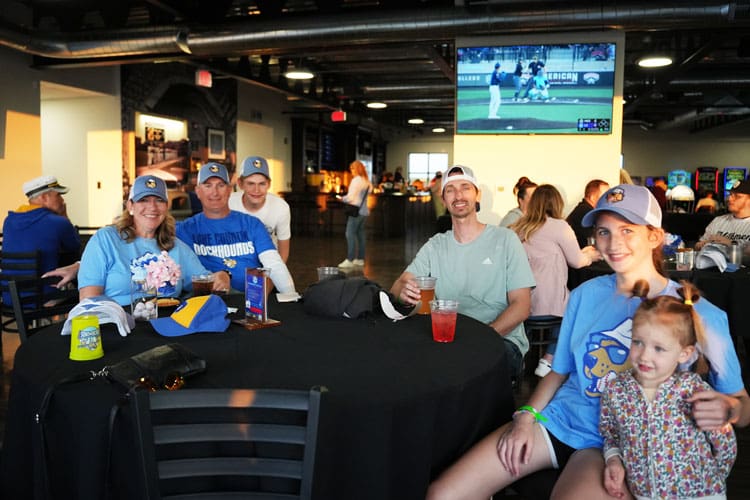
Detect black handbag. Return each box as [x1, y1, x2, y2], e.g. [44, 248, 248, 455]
[34, 343, 206, 499]
[343, 203, 360, 217]
[343, 189, 367, 217]
[106, 343, 206, 390]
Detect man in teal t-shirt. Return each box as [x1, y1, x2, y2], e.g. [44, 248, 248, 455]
[390, 165, 535, 375]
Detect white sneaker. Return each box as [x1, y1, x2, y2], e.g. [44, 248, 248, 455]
[338, 259, 354, 268]
[352, 259, 365, 266]
[534, 358, 552, 377]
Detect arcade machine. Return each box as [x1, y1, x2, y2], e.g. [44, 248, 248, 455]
[667, 169, 691, 189]
[723, 167, 748, 201]
[666, 170, 694, 213]
[694, 166, 719, 195]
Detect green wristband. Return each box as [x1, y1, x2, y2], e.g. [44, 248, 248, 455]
[515, 405, 548, 423]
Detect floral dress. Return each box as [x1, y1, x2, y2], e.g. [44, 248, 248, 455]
[600, 370, 736, 499]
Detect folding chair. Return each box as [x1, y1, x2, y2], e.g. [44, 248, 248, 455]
[8, 277, 78, 342]
[131, 386, 326, 500]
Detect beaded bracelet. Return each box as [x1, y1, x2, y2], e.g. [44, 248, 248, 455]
[512, 405, 548, 423]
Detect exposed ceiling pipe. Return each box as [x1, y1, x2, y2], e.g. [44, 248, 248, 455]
[0, 3, 741, 60]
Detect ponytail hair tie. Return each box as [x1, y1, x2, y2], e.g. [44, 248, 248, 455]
[684, 299, 693, 306]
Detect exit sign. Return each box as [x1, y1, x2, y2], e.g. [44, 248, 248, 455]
[331, 110, 347, 122]
[195, 69, 212, 88]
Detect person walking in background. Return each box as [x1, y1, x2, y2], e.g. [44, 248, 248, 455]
[500, 177, 537, 227]
[566, 179, 610, 248]
[511, 184, 600, 377]
[488, 62, 504, 118]
[2, 175, 81, 301]
[600, 281, 736, 499]
[426, 184, 749, 500]
[338, 160, 372, 268]
[229, 155, 292, 262]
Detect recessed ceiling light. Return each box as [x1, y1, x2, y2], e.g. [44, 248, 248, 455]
[637, 56, 673, 68]
[284, 69, 314, 80]
[408, 118, 424, 124]
[366, 102, 387, 109]
[432, 127, 446, 133]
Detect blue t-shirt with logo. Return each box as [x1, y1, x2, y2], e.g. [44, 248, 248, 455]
[176, 211, 275, 291]
[79, 226, 208, 305]
[542, 274, 742, 450]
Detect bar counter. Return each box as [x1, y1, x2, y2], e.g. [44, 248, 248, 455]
[281, 191, 435, 238]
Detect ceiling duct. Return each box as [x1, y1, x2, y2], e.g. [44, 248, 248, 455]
[0, 3, 741, 60]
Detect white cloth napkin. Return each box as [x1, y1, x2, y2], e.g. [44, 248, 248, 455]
[696, 244, 728, 272]
[62, 296, 135, 337]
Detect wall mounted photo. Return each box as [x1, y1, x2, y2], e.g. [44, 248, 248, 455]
[207, 128, 226, 159]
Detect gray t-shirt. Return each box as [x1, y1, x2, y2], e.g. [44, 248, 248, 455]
[405, 225, 535, 354]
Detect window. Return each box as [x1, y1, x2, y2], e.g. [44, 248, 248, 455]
[407, 153, 449, 183]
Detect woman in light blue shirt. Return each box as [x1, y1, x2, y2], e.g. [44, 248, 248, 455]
[79, 175, 225, 305]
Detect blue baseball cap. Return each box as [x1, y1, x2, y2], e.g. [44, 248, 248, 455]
[582, 184, 662, 228]
[129, 175, 168, 202]
[198, 162, 230, 184]
[240, 156, 271, 180]
[150, 294, 230, 336]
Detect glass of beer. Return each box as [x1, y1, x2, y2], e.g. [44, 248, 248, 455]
[415, 276, 437, 315]
[191, 274, 214, 296]
[430, 299, 459, 343]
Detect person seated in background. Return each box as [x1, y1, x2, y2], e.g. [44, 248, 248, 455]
[695, 190, 719, 214]
[393, 166, 405, 184]
[696, 179, 750, 255]
[2, 175, 81, 301]
[78, 175, 223, 305]
[410, 178, 426, 192]
[378, 171, 395, 191]
[650, 177, 668, 210]
[177, 162, 297, 294]
[510, 184, 601, 377]
[390, 165, 534, 378]
[229, 155, 291, 262]
[429, 171, 446, 219]
[500, 177, 537, 227]
[565, 179, 610, 248]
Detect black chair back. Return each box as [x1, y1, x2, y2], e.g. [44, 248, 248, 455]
[8, 277, 78, 342]
[0, 250, 42, 333]
[131, 386, 326, 500]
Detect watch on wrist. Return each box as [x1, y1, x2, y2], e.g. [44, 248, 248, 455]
[222, 270, 232, 279]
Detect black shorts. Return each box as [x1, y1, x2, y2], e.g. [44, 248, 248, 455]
[547, 431, 576, 469]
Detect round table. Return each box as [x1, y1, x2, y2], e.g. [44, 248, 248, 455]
[0, 297, 514, 500]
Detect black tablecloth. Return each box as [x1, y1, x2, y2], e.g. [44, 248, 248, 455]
[662, 212, 716, 245]
[0, 298, 514, 500]
[569, 262, 750, 340]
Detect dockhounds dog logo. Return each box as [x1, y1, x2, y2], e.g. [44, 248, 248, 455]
[606, 187, 626, 203]
[583, 319, 632, 397]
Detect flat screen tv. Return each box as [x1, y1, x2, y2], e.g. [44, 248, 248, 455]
[456, 42, 616, 135]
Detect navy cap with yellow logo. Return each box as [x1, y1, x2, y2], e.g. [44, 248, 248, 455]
[198, 162, 230, 184]
[240, 156, 270, 180]
[129, 175, 168, 202]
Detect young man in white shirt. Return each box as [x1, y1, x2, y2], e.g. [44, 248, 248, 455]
[228, 155, 292, 262]
[696, 178, 750, 256]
